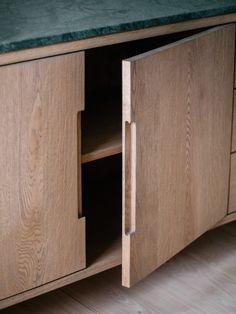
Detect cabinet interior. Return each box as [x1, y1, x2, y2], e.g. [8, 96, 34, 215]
[81, 27, 208, 267]
[81, 28, 205, 163]
[82, 155, 122, 266]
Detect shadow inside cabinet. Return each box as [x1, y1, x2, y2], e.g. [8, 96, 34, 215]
[82, 155, 122, 266]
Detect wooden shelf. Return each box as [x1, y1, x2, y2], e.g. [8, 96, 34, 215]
[83, 154, 122, 268]
[81, 100, 122, 163]
[87, 234, 121, 268]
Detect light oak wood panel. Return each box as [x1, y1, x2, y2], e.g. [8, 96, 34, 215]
[0, 237, 121, 310]
[1, 153, 122, 309]
[231, 90, 236, 151]
[228, 153, 236, 213]
[0, 14, 235, 67]
[82, 100, 122, 163]
[0, 53, 85, 300]
[122, 25, 235, 287]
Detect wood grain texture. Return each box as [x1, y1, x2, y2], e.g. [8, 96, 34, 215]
[122, 25, 235, 287]
[228, 153, 236, 213]
[82, 100, 122, 163]
[0, 52, 85, 300]
[0, 14, 235, 67]
[231, 90, 236, 152]
[0, 237, 121, 310]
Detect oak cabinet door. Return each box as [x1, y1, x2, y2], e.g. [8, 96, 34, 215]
[0, 52, 85, 299]
[122, 25, 235, 287]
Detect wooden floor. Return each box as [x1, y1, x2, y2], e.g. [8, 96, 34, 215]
[2, 222, 236, 314]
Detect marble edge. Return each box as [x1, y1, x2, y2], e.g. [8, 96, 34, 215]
[0, 6, 236, 54]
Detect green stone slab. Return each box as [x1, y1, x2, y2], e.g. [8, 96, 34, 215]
[0, 0, 236, 53]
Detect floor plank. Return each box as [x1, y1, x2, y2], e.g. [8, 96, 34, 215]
[2, 222, 236, 314]
[1, 290, 94, 314]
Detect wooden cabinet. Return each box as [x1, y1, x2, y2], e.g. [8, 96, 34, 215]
[0, 53, 85, 300]
[0, 22, 236, 309]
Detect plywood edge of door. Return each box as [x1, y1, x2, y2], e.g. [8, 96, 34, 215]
[0, 13, 236, 67]
[0, 238, 121, 310]
[122, 59, 134, 288]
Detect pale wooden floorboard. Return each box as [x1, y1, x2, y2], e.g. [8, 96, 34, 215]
[1, 290, 94, 314]
[2, 222, 236, 314]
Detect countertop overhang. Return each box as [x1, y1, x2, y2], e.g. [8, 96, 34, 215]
[0, 0, 236, 54]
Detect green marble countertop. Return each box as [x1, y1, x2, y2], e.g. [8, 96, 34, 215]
[0, 0, 236, 54]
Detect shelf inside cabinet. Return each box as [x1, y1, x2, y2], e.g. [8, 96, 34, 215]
[86, 233, 121, 269]
[81, 99, 122, 163]
[83, 155, 122, 267]
[81, 27, 208, 165]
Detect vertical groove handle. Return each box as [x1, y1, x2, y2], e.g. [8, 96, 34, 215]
[77, 112, 83, 218]
[124, 121, 137, 235]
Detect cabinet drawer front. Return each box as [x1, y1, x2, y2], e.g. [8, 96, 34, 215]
[0, 53, 85, 299]
[229, 154, 236, 213]
[122, 25, 235, 287]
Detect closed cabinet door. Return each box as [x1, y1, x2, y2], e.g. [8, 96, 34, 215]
[122, 25, 235, 287]
[0, 52, 85, 299]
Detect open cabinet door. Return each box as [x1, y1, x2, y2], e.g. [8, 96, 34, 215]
[122, 25, 235, 287]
